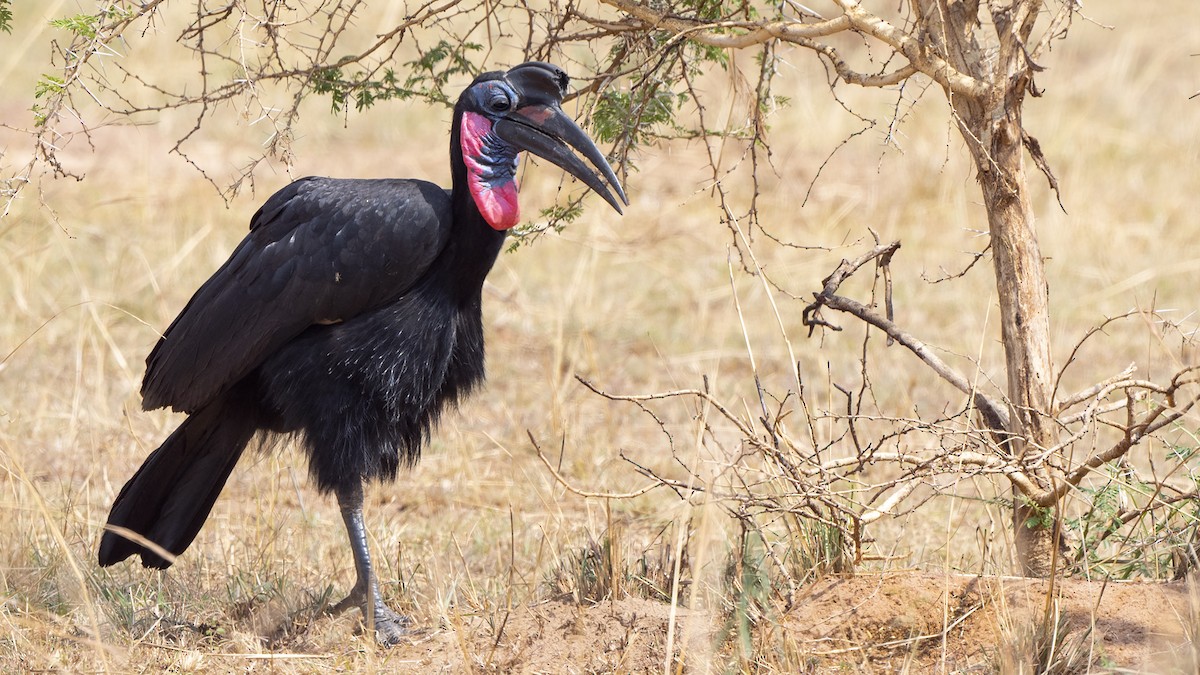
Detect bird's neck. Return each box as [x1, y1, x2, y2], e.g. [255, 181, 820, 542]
[445, 110, 508, 299]
[445, 199, 507, 304]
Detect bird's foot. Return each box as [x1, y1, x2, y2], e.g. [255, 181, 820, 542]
[365, 603, 413, 646]
[330, 587, 413, 646]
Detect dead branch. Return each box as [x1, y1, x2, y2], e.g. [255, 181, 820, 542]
[576, 376, 767, 451]
[1053, 311, 1144, 409]
[529, 432, 661, 500]
[1030, 366, 1200, 507]
[595, 0, 989, 97]
[922, 240, 991, 284]
[802, 240, 1010, 433]
[1056, 363, 1137, 414]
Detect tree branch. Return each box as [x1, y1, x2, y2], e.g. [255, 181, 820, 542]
[1028, 366, 1200, 506]
[803, 241, 1010, 433]
[596, 0, 989, 97]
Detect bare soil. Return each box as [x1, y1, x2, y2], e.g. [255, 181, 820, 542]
[244, 572, 1193, 672]
[778, 572, 1193, 672]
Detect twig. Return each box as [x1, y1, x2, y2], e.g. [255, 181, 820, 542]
[810, 600, 982, 655]
[596, 0, 988, 96]
[1056, 364, 1137, 413]
[530, 431, 660, 499]
[141, 642, 335, 659]
[803, 240, 1010, 433]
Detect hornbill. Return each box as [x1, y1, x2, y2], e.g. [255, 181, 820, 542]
[97, 62, 627, 644]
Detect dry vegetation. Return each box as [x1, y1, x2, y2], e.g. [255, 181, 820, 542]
[2, 1, 1200, 672]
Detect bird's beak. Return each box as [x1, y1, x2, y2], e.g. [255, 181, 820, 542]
[492, 105, 629, 215]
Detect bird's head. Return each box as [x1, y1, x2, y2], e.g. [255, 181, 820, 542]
[454, 62, 628, 230]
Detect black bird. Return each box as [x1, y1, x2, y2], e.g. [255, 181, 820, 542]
[98, 62, 627, 644]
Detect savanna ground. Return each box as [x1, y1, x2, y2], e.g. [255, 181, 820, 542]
[2, 1, 1200, 672]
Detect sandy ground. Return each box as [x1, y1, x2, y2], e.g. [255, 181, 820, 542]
[780, 573, 1194, 672]
[429, 573, 1192, 672]
[109, 572, 1190, 673]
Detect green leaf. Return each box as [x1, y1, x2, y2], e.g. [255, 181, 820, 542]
[1167, 444, 1197, 462]
[1021, 500, 1055, 530]
[311, 42, 483, 115]
[688, 42, 729, 68]
[508, 199, 586, 251]
[0, 0, 13, 34]
[403, 40, 483, 107]
[34, 74, 64, 99]
[592, 86, 678, 147]
[49, 13, 99, 39]
[311, 65, 418, 114]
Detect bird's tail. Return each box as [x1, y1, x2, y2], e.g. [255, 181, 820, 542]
[98, 392, 259, 569]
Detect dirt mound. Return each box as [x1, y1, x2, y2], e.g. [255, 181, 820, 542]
[358, 596, 678, 673]
[331, 573, 1193, 672]
[781, 573, 1194, 671]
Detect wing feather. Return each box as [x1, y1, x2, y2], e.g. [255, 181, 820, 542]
[141, 177, 452, 412]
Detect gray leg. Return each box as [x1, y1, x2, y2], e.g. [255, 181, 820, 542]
[331, 481, 411, 645]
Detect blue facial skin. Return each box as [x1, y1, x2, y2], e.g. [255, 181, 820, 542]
[475, 133, 520, 186]
[467, 81, 522, 188]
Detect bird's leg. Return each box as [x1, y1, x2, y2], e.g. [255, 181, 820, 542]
[331, 481, 411, 645]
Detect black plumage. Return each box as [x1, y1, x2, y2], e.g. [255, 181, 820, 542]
[98, 62, 626, 644]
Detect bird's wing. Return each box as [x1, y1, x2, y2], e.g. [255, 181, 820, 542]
[140, 177, 453, 413]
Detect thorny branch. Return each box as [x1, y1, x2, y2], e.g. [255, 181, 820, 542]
[7, 0, 1079, 214]
[802, 240, 1200, 503]
[597, 0, 987, 96]
[802, 239, 1011, 434]
[567, 229, 1200, 579]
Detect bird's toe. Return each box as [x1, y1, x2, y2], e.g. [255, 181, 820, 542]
[329, 587, 366, 615]
[371, 605, 414, 646]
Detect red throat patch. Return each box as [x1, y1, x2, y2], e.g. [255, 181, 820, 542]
[461, 112, 521, 230]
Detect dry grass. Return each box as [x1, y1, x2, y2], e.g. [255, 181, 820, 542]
[2, 1, 1200, 672]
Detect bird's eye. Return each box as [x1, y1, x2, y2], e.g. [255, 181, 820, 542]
[488, 92, 511, 112]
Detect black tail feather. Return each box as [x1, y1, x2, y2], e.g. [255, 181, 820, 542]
[99, 391, 258, 569]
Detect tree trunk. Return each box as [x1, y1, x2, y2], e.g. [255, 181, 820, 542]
[953, 99, 1060, 577]
[925, 0, 1061, 576]
[974, 116, 1060, 577]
